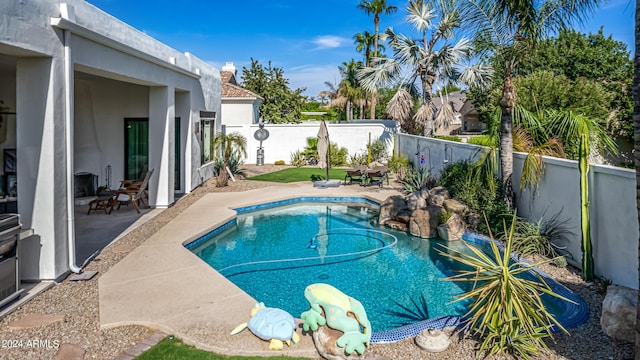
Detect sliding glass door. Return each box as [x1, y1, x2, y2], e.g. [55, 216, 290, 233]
[124, 118, 149, 180]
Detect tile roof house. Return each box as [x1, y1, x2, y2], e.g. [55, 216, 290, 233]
[433, 91, 484, 136]
[220, 62, 263, 126]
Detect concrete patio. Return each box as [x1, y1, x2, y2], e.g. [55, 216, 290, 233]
[98, 181, 400, 357]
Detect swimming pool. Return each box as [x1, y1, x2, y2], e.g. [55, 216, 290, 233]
[185, 197, 588, 343]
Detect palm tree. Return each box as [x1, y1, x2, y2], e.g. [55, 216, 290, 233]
[357, 0, 397, 119]
[212, 131, 247, 187]
[328, 60, 365, 122]
[359, 0, 491, 135]
[460, 0, 603, 205]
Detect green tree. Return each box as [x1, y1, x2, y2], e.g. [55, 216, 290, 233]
[515, 29, 633, 142]
[212, 132, 247, 187]
[328, 60, 365, 122]
[241, 58, 306, 123]
[357, 0, 397, 120]
[461, 0, 603, 206]
[359, 0, 491, 135]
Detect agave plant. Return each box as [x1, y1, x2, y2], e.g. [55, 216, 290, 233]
[438, 213, 573, 359]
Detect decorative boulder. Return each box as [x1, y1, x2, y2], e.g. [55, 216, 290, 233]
[406, 191, 427, 211]
[378, 196, 407, 225]
[443, 199, 468, 215]
[427, 187, 450, 207]
[601, 285, 637, 343]
[384, 220, 408, 232]
[437, 213, 466, 241]
[394, 209, 412, 224]
[409, 206, 445, 239]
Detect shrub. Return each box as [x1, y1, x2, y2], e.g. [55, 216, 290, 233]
[290, 151, 306, 167]
[300, 137, 348, 167]
[467, 135, 499, 147]
[434, 135, 462, 142]
[400, 167, 436, 194]
[387, 153, 409, 172]
[437, 160, 512, 235]
[274, 160, 286, 165]
[439, 213, 571, 359]
[368, 139, 388, 162]
[213, 152, 245, 177]
[329, 142, 348, 167]
[349, 153, 368, 167]
[500, 213, 570, 260]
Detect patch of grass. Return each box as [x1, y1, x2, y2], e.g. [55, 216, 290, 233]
[247, 167, 347, 183]
[136, 336, 308, 360]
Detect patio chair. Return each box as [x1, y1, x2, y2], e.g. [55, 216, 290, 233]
[344, 166, 366, 185]
[363, 166, 388, 188]
[111, 168, 153, 213]
[119, 165, 149, 189]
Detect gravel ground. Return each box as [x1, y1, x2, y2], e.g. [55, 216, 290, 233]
[0, 164, 634, 360]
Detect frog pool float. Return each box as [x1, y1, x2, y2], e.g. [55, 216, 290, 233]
[300, 283, 371, 355]
[230, 302, 300, 350]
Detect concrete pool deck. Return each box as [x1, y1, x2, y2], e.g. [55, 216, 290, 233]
[98, 181, 401, 358]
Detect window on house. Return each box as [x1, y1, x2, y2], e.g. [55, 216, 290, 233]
[200, 111, 216, 164]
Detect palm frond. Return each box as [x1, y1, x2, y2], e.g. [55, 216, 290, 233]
[386, 87, 415, 125]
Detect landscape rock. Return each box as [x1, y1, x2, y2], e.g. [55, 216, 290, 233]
[601, 285, 637, 343]
[394, 209, 412, 224]
[437, 213, 466, 241]
[406, 191, 427, 211]
[378, 196, 407, 225]
[427, 187, 450, 207]
[312, 325, 367, 360]
[409, 206, 445, 239]
[384, 220, 408, 232]
[443, 199, 467, 215]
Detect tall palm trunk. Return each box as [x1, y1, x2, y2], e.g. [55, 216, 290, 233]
[500, 69, 516, 207]
[420, 69, 436, 135]
[633, 0, 640, 358]
[371, 17, 379, 120]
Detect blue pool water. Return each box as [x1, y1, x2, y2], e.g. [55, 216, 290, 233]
[186, 198, 588, 342]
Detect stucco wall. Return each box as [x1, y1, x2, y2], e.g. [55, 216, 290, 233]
[1, 0, 222, 279]
[222, 99, 258, 126]
[226, 121, 397, 164]
[397, 133, 640, 289]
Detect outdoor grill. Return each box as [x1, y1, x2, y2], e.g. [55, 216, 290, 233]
[0, 214, 22, 307]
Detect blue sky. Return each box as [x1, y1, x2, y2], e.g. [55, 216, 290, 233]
[85, 0, 634, 98]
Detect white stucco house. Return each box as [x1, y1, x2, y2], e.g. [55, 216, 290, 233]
[0, 1, 222, 283]
[220, 62, 262, 126]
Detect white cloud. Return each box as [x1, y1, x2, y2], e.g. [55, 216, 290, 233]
[287, 64, 341, 98]
[312, 35, 349, 49]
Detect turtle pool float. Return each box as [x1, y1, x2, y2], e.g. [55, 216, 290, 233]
[230, 302, 300, 350]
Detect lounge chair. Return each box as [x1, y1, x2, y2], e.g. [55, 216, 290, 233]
[363, 166, 388, 188]
[111, 168, 153, 213]
[344, 166, 366, 185]
[119, 165, 149, 189]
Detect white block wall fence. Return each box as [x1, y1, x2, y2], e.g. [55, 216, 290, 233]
[226, 120, 398, 165]
[397, 134, 639, 289]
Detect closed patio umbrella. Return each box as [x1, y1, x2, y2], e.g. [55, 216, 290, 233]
[317, 120, 329, 180]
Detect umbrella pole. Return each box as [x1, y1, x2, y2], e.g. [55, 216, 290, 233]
[326, 141, 330, 181]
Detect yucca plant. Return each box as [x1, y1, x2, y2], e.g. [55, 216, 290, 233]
[438, 213, 573, 359]
[400, 166, 436, 194]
